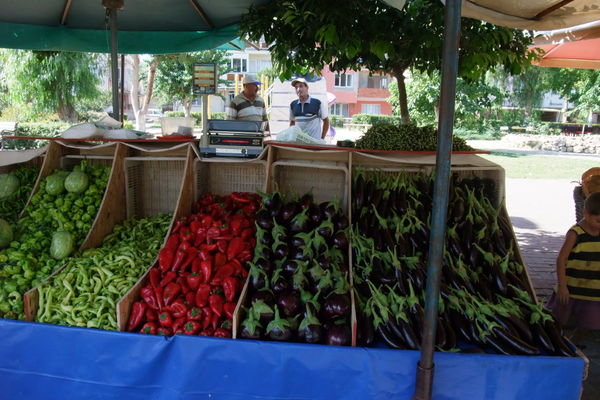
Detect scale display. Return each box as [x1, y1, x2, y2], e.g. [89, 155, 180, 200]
[193, 63, 217, 95]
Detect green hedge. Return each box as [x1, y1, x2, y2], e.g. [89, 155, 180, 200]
[330, 115, 344, 127]
[351, 114, 402, 125]
[4, 122, 69, 150]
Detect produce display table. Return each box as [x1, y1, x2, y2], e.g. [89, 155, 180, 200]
[0, 319, 584, 400]
[0, 141, 586, 399]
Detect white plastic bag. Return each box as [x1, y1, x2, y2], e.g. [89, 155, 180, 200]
[103, 129, 150, 140]
[61, 123, 105, 139]
[276, 126, 326, 145]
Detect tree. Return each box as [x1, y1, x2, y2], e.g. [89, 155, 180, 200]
[487, 67, 600, 125]
[129, 54, 158, 131]
[389, 70, 503, 127]
[240, 0, 536, 124]
[154, 50, 232, 117]
[0, 50, 101, 122]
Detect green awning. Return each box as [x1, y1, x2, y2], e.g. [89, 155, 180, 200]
[0, 22, 242, 54]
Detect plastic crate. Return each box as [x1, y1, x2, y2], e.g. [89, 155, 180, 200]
[124, 157, 186, 218]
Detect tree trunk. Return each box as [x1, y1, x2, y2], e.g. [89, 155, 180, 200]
[392, 68, 410, 124]
[57, 103, 77, 123]
[183, 99, 192, 118]
[560, 97, 568, 122]
[129, 55, 158, 131]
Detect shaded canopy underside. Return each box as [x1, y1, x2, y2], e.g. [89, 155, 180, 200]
[0, 0, 269, 53]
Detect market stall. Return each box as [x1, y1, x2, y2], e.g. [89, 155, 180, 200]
[0, 139, 587, 400]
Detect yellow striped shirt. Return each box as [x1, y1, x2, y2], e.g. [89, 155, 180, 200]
[566, 224, 600, 301]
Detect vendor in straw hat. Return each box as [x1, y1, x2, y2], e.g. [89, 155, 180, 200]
[227, 73, 269, 131]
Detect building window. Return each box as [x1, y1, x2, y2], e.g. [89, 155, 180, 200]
[334, 73, 353, 88]
[366, 75, 389, 89]
[330, 103, 349, 117]
[231, 58, 247, 73]
[361, 104, 381, 115]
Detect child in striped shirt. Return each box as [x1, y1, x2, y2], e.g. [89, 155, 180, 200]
[549, 191, 600, 345]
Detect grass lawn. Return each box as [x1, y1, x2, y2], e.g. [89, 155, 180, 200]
[480, 152, 599, 180]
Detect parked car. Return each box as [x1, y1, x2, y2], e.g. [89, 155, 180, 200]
[145, 109, 163, 122]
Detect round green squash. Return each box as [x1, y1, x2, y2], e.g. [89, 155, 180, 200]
[46, 173, 66, 196]
[64, 171, 89, 194]
[0, 173, 19, 199]
[50, 231, 74, 260]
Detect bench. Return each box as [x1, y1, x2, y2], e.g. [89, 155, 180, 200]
[0, 121, 18, 150]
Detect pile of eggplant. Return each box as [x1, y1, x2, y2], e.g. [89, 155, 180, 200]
[352, 171, 576, 357]
[239, 192, 353, 346]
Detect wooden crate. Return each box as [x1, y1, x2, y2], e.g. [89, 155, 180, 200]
[232, 146, 358, 346]
[23, 143, 130, 321]
[117, 147, 197, 331]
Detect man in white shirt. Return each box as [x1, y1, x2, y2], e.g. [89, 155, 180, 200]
[289, 77, 330, 140]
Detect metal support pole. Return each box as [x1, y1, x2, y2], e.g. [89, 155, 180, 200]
[109, 8, 120, 122]
[202, 94, 209, 135]
[120, 54, 125, 123]
[412, 0, 462, 399]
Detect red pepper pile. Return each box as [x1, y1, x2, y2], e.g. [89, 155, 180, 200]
[127, 192, 260, 337]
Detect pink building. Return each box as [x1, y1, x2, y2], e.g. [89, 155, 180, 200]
[321, 66, 393, 118]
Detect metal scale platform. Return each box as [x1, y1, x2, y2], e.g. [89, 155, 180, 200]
[200, 119, 267, 158]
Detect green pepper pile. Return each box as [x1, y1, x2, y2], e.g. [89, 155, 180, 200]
[0, 166, 39, 223]
[355, 123, 473, 152]
[37, 214, 171, 330]
[0, 160, 110, 320]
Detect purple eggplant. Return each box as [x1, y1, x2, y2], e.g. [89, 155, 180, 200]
[280, 201, 299, 223]
[323, 293, 351, 320]
[290, 247, 311, 261]
[308, 204, 323, 226]
[334, 214, 349, 231]
[273, 243, 289, 260]
[240, 308, 264, 340]
[283, 259, 299, 276]
[290, 234, 306, 248]
[316, 217, 334, 239]
[326, 323, 351, 346]
[250, 267, 268, 291]
[319, 201, 339, 219]
[292, 268, 309, 291]
[251, 289, 274, 305]
[266, 307, 294, 341]
[255, 257, 274, 274]
[251, 299, 274, 325]
[317, 254, 331, 270]
[332, 231, 348, 250]
[256, 209, 274, 230]
[299, 193, 314, 210]
[271, 268, 290, 295]
[298, 305, 323, 344]
[277, 290, 301, 317]
[289, 207, 310, 233]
